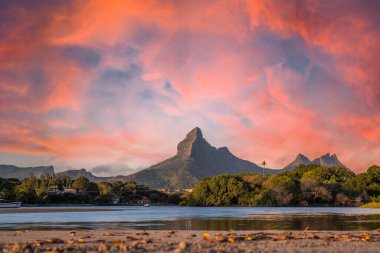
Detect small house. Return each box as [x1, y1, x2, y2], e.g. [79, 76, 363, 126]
[63, 188, 77, 195]
[112, 196, 120, 205]
[47, 187, 63, 195]
[138, 196, 150, 204]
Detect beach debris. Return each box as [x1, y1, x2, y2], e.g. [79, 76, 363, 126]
[33, 240, 43, 246]
[126, 236, 138, 241]
[69, 231, 76, 237]
[272, 235, 288, 241]
[136, 231, 149, 236]
[12, 243, 21, 252]
[173, 241, 188, 253]
[110, 239, 125, 244]
[215, 236, 226, 243]
[102, 232, 115, 236]
[41, 250, 58, 253]
[339, 234, 351, 241]
[202, 232, 211, 239]
[178, 241, 187, 249]
[245, 236, 254, 241]
[66, 239, 75, 244]
[98, 243, 108, 252]
[227, 237, 236, 243]
[45, 238, 64, 244]
[361, 232, 372, 241]
[119, 243, 128, 252]
[77, 238, 86, 243]
[168, 230, 176, 236]
[131, 240, 147, 250]
[2, 230, 380, 253]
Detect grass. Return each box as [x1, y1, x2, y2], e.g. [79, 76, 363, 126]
[360, 202, 380, 208]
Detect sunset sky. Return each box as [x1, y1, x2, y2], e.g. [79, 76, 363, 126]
[0, 0, 379, 174]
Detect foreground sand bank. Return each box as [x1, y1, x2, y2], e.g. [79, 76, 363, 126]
[1, 229, 379, 253]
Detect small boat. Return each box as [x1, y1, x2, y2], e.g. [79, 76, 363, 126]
[144, 204, 151, 207]
[0, 199, 22, 208]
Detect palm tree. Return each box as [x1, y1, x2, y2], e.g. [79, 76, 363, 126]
[261, 161, 267, 176]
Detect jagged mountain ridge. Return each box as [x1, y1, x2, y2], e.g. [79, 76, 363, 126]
[312, 153, 347, 168]
[0, 165, 110, 182]
[55, 168, 113, 182]
[283, 153, 348, 171]
[1, 128, 350, 188]
[122, 127, 276, 189]
[0, 165, 54, 180]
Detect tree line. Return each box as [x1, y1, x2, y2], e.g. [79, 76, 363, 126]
[0, 175, 181, 205]
[181, 165, 380, 207]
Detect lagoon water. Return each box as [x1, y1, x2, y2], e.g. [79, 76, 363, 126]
[0, 206, 379, 231]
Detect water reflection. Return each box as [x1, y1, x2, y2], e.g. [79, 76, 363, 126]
[1, 214, 379, 231]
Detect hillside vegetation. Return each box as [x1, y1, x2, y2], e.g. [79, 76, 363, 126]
[181, 165, 380, 207]
[0, 175, 180, 205]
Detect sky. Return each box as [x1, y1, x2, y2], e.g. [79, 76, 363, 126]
[0, 0, 379, 175]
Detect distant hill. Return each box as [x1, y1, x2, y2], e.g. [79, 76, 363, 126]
[0, 130, 351, 188]
[56, 168, 112, 182]
[283, 153, 348, 171]
[0, 165, 112, 182]
[0, 165, 54, 180]
[122, 127, 276, 189]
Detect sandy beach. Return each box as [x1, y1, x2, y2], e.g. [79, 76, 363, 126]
[1, 229, 379, 253]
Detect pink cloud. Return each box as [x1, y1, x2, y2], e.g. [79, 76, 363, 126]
[0, 0, 379, 172]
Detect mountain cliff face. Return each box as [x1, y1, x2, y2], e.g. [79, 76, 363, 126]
[124, 127, 275, 189]
[311, 153, 347, 168]
[283, 153, 348, 171]
[0, 165, 54, 180]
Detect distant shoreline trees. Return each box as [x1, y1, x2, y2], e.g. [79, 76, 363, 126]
[0, 176, 180, 205]
[180, 165, 380, 207]
[1, 164, 379, 207]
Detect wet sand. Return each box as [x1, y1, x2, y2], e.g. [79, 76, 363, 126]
[1, 229, 380, 252]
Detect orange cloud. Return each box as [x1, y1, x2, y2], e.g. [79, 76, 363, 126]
[0, 0, 379, 172]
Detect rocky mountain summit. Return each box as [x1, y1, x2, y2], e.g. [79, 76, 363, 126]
[283, 153, 348, 171]
[123, 127, 275, 189]
[0, 128, 350, 189]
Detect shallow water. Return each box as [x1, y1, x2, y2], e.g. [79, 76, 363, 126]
[0, 206, 379, 231]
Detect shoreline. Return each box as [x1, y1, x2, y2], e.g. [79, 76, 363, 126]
[0, 208, 118, 214]
[1, 229, 379, 252]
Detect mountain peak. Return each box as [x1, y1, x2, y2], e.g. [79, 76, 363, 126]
[296, 153, 309, 159]
[282, 153, 311, 171]
[284, 152, 348, 171]
[127, 127, 273, 189]
[313, 153, 346, 168]
[187, 127, 203, 139]
[177, 127, 205, 158]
